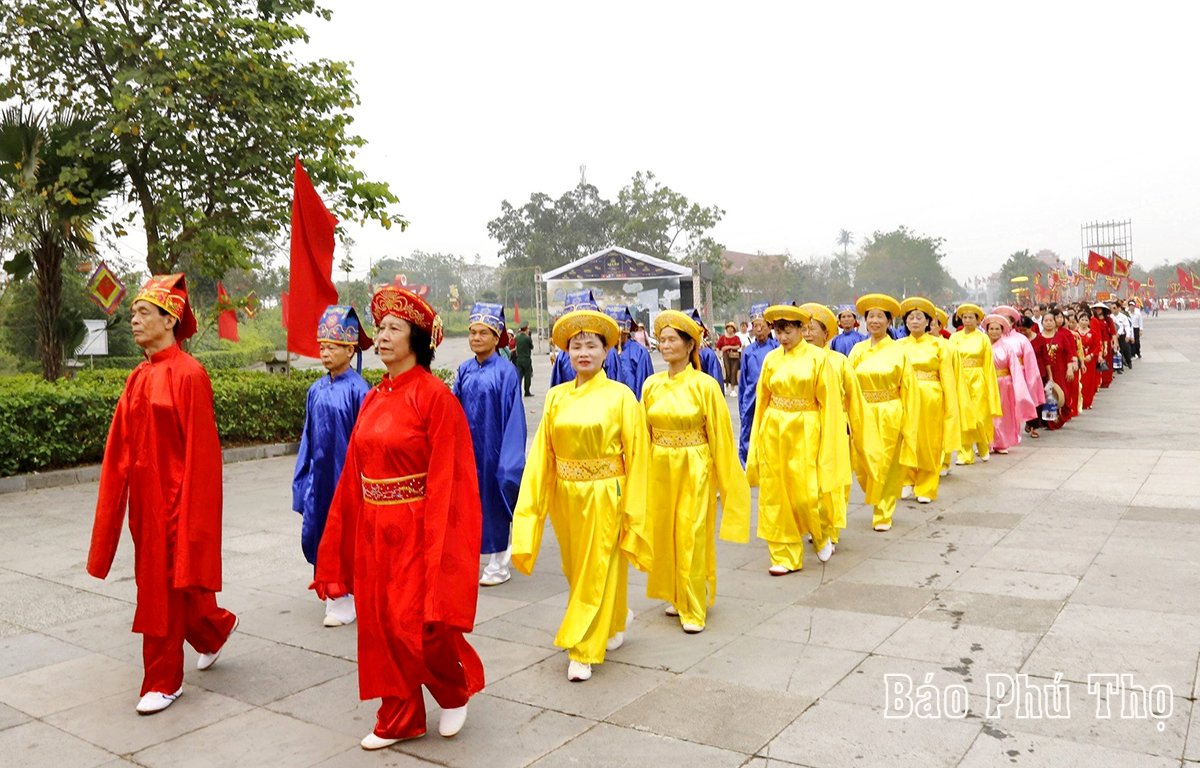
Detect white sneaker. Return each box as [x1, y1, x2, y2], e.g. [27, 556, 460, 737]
[197, 616, 238, 670]
[664, 604, 679, 617]
[955, 457, 967, 466]
[900, 485, 913, 500]
[768, 564, 794, 576]
[980, 454, 990, 463]
[567, 660, 592, 681]
[996, 448, 1009, 455]
[939, 468, 950, 477]
[816, 540, 835, 563]
[136, 686, 182, 715]
[606, 631, 624, 651]
[438, 704, 468, 737]
[479, 565, 511, 587]
[360, 733, 400, 750]
[916, 496, 932, 504]
[324, 594, 357, 627]
[873, 523, 892, 532]
[681, 623, 704, 634]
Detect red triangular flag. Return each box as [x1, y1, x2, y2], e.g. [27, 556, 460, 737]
[217, 282, 239, 342]
[287, 157, 339, 358]
[513, 300, 521, 325]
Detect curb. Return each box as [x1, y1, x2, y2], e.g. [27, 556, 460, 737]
[0, 442, 301, 495]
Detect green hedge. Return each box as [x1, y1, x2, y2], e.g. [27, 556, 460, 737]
[80, 344, 274, 371]
[0, 364, 454, 477]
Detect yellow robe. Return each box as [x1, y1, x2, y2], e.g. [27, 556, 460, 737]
[898, 334, 959, 499]
[949, 329, 1002, 460]
[642, 366, 750, 628]
[511, 371, 652, 664]
[746, 341, 848, 563]
[847, 336, 919, 526]
[818, 348, 859, 540]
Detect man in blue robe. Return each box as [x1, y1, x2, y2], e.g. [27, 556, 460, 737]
[737, 302, 779, 466]
[830, 306, 868, 356]
[549, 290, 623, 386]
[292, 305, 372, 627]
[454, 302, 529, 586]
[606, 304, 654, 399]
[686, 307, 726, 386]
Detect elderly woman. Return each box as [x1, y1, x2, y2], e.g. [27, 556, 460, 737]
[642, 310, 749, 633]
[748, 303, 849, 571]
[897, 297, 958, 504]
[314, 286, 484, 749]
[716, 320, 743, 393]
[847, 294, 919, 532]
[983, 313, 1028, 454]
[511, 300, 652, 683]
[949, 303, 1002, 464]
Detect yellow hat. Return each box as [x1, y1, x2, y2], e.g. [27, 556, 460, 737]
[955, 303, 985, 322]
[763, 304, 812, 324]
[899, 297, 938, 322]
[855, 293, 902, 317]
[799, 303, 838, 345]
[934, 307, 949, 328]
[551, 309, 620, 352]
[653, 310, 704, 370]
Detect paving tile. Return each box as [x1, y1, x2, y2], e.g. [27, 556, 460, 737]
[0, 701, 29, 732]
[188, 641, 355, 706]
[838, 557, 961, 590]
[748, 605, 907, 653]
[486, 655, 671, 721]
[529, 722, 746, 768]
[0, 720, 116, 768]
[796, 580, 933, 618]
[957, 726, 1180, 768]
[947, 566, 1079, 601]
[265, 671, 378, 738]
[0, 631, 90, 679]
[970, 545, 1097, 577]
[132, 707, 349, 768]
[0, 653, 140, 717]
[608, 674, 811, 753]
[918, 591, 1063, 634]
[874, 618, 1041, 674]
[689, 635, 866, 699]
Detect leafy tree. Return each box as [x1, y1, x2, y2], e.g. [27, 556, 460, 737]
[997, 249, 1043, 300]
[0, 0, 402, 277]
[854, 226, 958, 301]
[836, 229, 854, 258]
[0, 107, 123, 379]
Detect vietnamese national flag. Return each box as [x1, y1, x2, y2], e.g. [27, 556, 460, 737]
[1177, 267, 1194, 293]
[217, 282, 240, 342]
[1088, 251, 1115, 276]
[513, 300, 521, 325]
[287, 157, 339, 358]
[1112, 253, 1131, 277]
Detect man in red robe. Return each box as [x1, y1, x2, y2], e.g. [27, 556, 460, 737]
[88, 274, 238, 715]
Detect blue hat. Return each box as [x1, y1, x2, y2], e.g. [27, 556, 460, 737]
[563, 289, 599, 312]
[685, 307, 711, 337]
[469, 302, 506, 337]
[749, 302, 770, 321]
[317, 305, 372, 350]
[604, 304, 633, 331]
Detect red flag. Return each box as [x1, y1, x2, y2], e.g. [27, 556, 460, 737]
[1087, 251, 1115, 276]
[217, 282, 239, 342]
[1177, 267, 1194, 293]
[1112, 253, 1131, 277]
[513, 300, 521, 325]
[1128, 278, 1141, 293]
[287, 157, 339, 358]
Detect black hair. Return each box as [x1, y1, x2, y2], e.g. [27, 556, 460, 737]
[771, 319, 806, 332]
[1020, 316, 1036, 330]
[410, 324, 436, 370]
[660, 326, 699, 369]
[902, 309, 932, 333]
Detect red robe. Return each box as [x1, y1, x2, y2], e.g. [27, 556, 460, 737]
[1093, 316, 1115, 388]
[1031, 329, 1078, 430]
[317, 365, 485, 701]
[88, 344, 224, 636]
[1081, 329, 1101, 409]
[1065, 330, 1083, 419]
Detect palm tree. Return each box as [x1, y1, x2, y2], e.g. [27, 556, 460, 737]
[836, 229, 854, 259]
[0, 107, 122, 380]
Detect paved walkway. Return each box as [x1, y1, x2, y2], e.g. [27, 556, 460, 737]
[1, 314, 1198, 768]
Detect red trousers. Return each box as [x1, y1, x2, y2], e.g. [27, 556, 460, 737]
[373, 628, 482, 739]
[141, 588, 237, 696]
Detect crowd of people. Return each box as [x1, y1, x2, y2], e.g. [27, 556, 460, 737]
[86, 273, 1147, 751]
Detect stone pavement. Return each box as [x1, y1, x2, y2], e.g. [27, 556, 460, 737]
[1, 313, 1199, 767]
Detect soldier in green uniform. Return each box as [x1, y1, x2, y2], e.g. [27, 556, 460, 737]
[513, 322, 534, 397]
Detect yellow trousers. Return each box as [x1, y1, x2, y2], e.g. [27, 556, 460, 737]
[958, 429, 990, 464]
[767, 540, 805, 571]
[903, 467, 941, 501]
[872, 459, 904, 528]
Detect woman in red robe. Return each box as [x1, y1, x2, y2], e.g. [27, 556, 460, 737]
[1091, 304, 1115, 389]
[314, 286, 485, 750]
[1030, 309, 1079, 431]
[1081, 309, 1102, 410]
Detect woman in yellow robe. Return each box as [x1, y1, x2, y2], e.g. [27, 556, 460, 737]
[511, 307, 652, 683]
[747, 305, 848, 573]
[897, 297, 959, 503]
[847, 294, 919, 532]
[642, 310, 750, 633]
[931, 306, 955, 476]
[799, 303, 859, 544]
[949, 303, 1002, 465]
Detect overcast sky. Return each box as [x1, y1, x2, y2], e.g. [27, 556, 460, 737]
[302, 0, 1199, 283]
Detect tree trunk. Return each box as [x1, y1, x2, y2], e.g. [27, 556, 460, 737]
[128, 162, 172, 274]
[33, 235, 64, 381]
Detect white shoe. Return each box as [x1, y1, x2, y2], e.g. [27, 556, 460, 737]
[939, 468, 950, 477]
[768, 564, 794, 576]
[567, 660, 592, 682]
[681, 623, 704, 634]
[606, 631, 624, 651]
[980, 454, 990, 463]
[816, 539, 835, 563]
[136, 686, 182, 715]
[664, 604, 679, 617]
[479, 565, 511, 587]
[324, 595, 357, 627]
[996, 449, 1009, 455]
[900, 485, 913, 500]
[197, 616, 238, 670]
[916, 496, 932, 504]
[438, 704, 468, 737]
[873, 523, 892, 532]
[360, 733, 400, 750]
[955, 457, 967, 466]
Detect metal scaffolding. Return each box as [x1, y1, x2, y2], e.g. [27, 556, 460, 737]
[1081, 219, 1133, 265]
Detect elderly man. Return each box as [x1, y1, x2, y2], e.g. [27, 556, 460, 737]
[88, 274, 238, 715]
[830, 307, 867, 356]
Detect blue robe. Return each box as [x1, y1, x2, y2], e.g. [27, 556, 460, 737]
[550, 346, 623, 387]
[292, 369, 371, 566]
[618, 338, 655, 400]
[699, 345, 724, 386]
[737, 336, 779, 465]
[453, 353, 528, 554]
[830, 329, 868, 356]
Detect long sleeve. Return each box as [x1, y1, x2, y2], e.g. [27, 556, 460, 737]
[87, 377, 135, 580]
[511, 391, 558, 575]
[744, 351, 776, 487]
[292, 384, 317, 513]
[496, 366, 528, 515]
[938, 341, 961, 454]
[171, 364, 224, 591]
[701, 375, 750, 543]
[315, 390, 375, 592]
[617, 388, 653, 572]
[981, 335, 1003, 419]
[815, 351, 850, 500]
[898, 350, 920, 469]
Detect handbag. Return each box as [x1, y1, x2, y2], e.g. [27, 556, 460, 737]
[1097, 359, 1109, 372]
